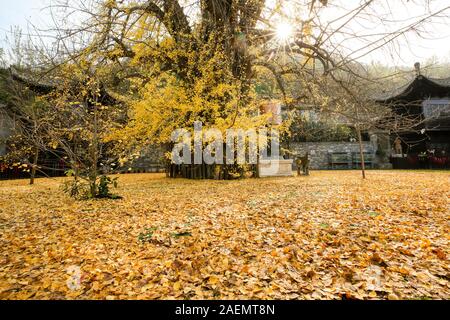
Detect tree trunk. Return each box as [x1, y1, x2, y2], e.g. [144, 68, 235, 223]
[356, 127, 366, 179]
[90, 93, 100, 196]
[29, 147, 39, 185]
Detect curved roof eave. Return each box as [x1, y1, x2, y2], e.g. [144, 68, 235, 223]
[376, 75, 450, 104]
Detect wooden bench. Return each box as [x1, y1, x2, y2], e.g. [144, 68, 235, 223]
[328, 152, 352, 169]
[352, 152, 374, 169]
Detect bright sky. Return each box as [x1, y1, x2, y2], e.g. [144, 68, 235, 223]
[0, 0, 48, 36]
[1, 0, 450, 67]
[0, 0, 49, 58]
[316, 0, 450, 67]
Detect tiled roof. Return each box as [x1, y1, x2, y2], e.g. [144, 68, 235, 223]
[377, 74, 450, 102]
[429, 77, 450, 87]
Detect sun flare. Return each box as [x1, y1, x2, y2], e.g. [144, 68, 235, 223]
[275, 21, 294, 44]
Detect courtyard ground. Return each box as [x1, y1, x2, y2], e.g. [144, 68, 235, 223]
[0, 171, 449, 300]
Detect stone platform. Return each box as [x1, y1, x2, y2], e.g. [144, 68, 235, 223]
[258, 159, 294, 177]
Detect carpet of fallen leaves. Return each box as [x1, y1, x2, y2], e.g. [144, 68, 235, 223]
[0, 171, 449, 300]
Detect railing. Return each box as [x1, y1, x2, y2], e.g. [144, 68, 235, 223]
[391, 154, 450, 169]
[328, 152, 352, 169]
[118, 164, 166, 174]
[328, 152, 375, 170]
[0, 160, 69, 180]
[352, 152, 375, 169]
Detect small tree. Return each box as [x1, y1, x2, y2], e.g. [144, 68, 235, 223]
[3, 63, 124, 198]
[39, 67, 124, 198]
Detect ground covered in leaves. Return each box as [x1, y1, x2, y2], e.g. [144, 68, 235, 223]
[0, 171, 449, 300]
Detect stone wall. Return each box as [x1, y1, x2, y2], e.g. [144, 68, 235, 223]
[125, 145, 166, 173]
[289, 141, 376, 170]
[129, 138, 392, 172]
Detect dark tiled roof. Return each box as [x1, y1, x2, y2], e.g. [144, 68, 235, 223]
[375, 81, 411, 101]
[377, 75, 450, 103]
[429, 77, 450, 87]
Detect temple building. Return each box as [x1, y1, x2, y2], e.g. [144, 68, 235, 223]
[377, 63, 450, 169]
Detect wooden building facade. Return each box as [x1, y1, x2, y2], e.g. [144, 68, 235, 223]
[378, 71, 450, 169]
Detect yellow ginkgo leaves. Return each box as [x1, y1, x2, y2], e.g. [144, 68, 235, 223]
[0, 171, 448, 300]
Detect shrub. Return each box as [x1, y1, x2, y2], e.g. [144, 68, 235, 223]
[62, 170, 121, 200]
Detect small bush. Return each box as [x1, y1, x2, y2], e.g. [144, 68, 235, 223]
[97, 175, 120, 199]
[62, 170, 121, 200]
[62, 178, 91, 200]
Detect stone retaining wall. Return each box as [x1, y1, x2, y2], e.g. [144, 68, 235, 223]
[125, 145, 166, 173]
[128, 140, 391, 172]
